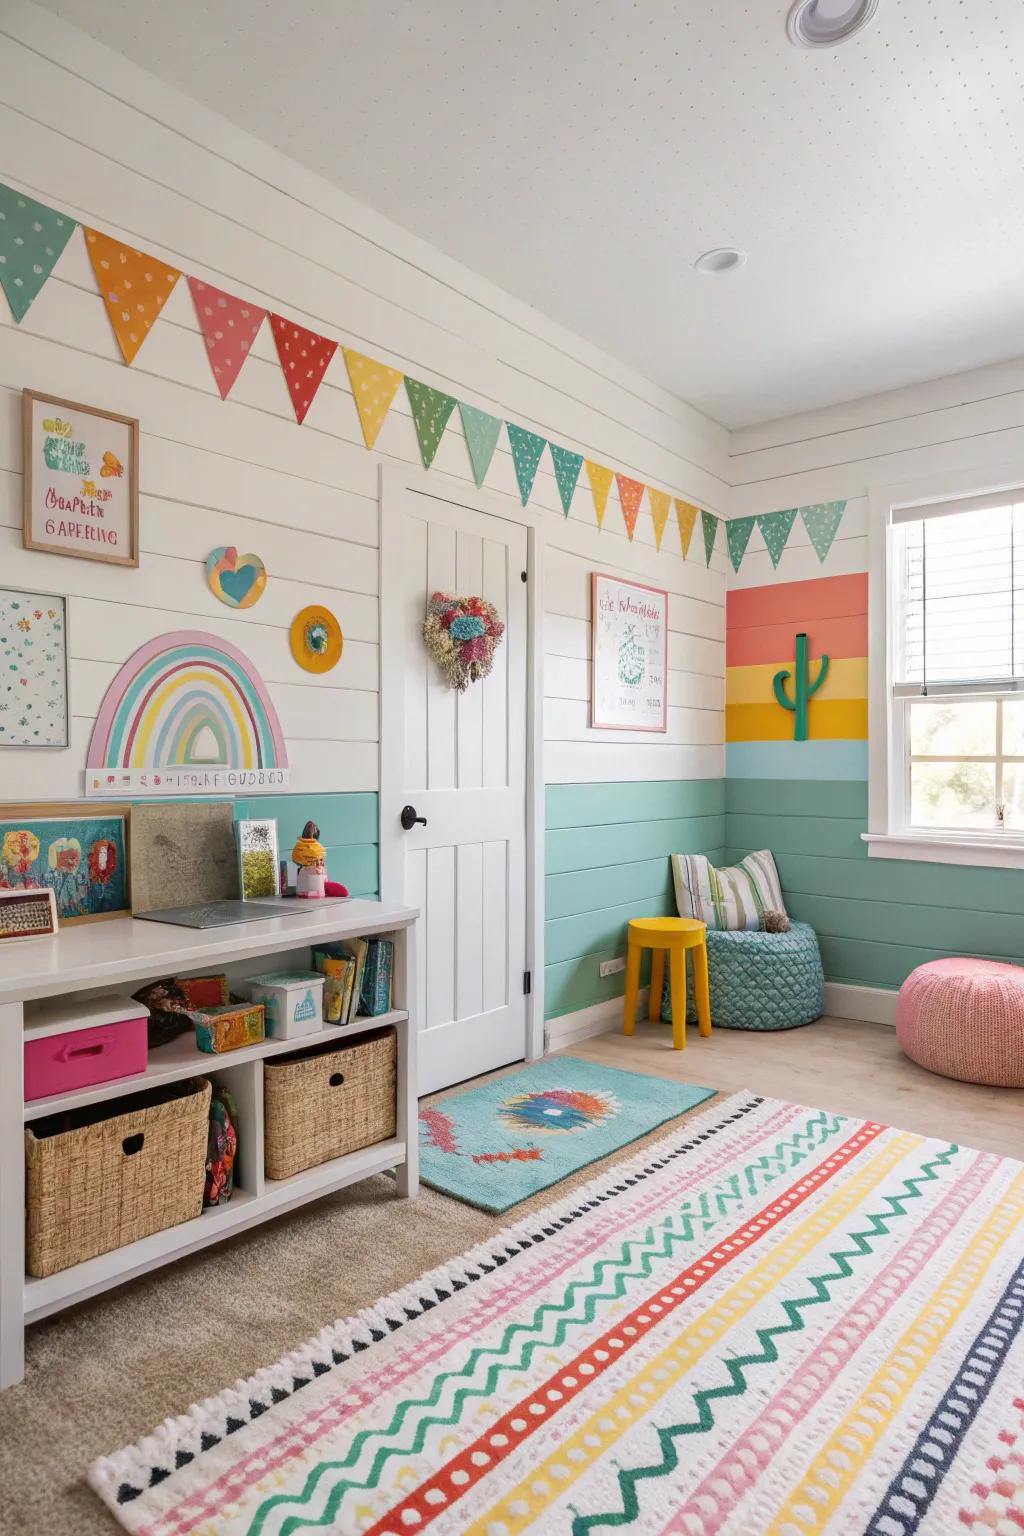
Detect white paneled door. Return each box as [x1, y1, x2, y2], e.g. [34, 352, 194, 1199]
[381, 481, 530, 1095]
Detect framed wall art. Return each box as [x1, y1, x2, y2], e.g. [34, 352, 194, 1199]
[0, 588, 69, 748]
[23, 389, 139, 567]
[590, 572, 668, 732]
[0, 804, 129, 923]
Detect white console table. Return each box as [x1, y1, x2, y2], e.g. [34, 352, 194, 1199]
[0, 898, 419, 1389]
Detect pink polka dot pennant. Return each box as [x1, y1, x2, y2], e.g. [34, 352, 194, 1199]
[188, 277, 266, 399]
[268, 313, 338, 424]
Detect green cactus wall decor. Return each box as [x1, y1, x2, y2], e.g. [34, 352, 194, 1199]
[772, 632, 829, 741]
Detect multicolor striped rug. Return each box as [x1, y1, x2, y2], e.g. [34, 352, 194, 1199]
[91, 1092, 1024, 1535]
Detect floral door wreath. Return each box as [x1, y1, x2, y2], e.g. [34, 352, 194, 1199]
[423, 591, 505, 691]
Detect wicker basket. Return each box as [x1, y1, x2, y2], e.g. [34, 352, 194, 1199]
[25, 1077, 211, 1278]
[264, 1028, 396, 1180]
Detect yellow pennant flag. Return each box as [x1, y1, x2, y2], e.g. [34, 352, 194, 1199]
[584, 461, 615, 529]
[648, 488, 671, 550]
[674, 498, 699, 559]
[343, 348, 404, 449]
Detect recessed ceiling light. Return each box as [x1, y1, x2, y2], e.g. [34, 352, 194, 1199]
[694, 248, 747, 275]
[787, 0, 880, 48]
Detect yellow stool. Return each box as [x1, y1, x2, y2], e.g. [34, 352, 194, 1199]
[622, 917, 712, 1051]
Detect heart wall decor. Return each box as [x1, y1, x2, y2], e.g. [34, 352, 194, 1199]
[423, 591, 505, 692]
[205, 547, 267, 610]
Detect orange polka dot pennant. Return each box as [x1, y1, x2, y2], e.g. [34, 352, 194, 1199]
[187, 278, 266, 399]
[648, 488, 671, 550]
[343, 347, 404, 449]
[85, 228, 181, 365]
[674, 498, 699, 559]
[615, 474, 646, 541]
[584, 460, 615, 530]
[269, 314, 338, 424]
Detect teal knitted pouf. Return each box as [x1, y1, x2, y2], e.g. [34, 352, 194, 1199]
[662, 921, 824, 1031]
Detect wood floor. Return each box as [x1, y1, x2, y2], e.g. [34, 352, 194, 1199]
[562, 1015, 1023, 1161]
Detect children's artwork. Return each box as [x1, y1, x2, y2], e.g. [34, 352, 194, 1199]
[289, 605, 343, 674]
[0, 806, 129, 923]
[590, 572, 668, 732]
[205, 547, 267, 610]
[22, 390, 139, 567]
[86, 630, 289, 796]
[0, 589, 68, 748]
[236, 818, 279, 899]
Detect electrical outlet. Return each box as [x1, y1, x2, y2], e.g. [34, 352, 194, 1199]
[600, 956, 626, 977]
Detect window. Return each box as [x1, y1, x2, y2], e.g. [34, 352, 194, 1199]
[868, 479, 1024, 867]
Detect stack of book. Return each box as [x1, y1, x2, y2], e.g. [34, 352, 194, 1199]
[313, 937, 394, 1024]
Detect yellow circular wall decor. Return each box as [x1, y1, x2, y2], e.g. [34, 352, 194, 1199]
[290, 604, 343, 673]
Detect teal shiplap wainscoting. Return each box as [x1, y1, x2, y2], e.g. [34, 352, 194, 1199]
[725, 779, 1024, 990]
[545, 780, 725, 1021]
[232, 792, 379, 898]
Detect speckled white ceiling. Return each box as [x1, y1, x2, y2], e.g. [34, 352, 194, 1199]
[29, 0, 1024, 426]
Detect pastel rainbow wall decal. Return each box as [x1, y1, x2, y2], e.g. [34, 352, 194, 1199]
[86, 630, 288, 797]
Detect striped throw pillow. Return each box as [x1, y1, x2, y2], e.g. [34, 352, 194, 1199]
[671, 849, 786, 932]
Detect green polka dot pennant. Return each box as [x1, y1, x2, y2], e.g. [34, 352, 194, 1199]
[549, 443, 584, 515]
[726, 515, 757, 573]
[756, 507, 798, 569]
[405, 376, 457, 468]
[458, 401, 502, 487]
[800, 500, 846, 563]
[0, 183, 77, 324]
[701, 509, 720, 567]
[506, 423, 547, 506]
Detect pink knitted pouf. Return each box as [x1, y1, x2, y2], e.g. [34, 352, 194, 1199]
[897, 956, 1024, 1087]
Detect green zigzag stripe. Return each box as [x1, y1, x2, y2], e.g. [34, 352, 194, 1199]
[250, 1113, 841, 1535]
[570, 1143, 960, 1535]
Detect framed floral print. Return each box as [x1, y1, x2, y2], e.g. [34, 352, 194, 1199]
[0, 588, 69, 748]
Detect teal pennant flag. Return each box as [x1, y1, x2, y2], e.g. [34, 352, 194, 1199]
[757, 508, 798, 568]
[800, 500, 846, 563]
[726, 515, 756, 573]
[405, 377, 457, 468]
[458, 401, 502, 487]
[0, 183, 77, 323]
[549, 443, 584, 515]
[701, 510, 719, 567]
[507, 423, 547, 506]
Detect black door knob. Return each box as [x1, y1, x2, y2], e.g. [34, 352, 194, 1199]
[400, 804, 427, 831]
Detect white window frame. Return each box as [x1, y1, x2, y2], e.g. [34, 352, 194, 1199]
[866, 462, 1024, 870]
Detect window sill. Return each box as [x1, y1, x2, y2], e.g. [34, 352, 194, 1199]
[862, 831, 1024, 871]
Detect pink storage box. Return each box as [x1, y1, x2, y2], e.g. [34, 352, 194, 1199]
[24, 995, 149, 1102]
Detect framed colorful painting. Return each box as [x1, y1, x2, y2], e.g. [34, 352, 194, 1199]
[0, 588, 69, 748]
[22, 389, 140, 567]
[590, 572, 668, 732]
[0, 804, 130, 924]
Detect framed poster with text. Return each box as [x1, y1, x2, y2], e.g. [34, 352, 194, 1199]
[590, 572, 668, 732]
[22, 389, 139, 567]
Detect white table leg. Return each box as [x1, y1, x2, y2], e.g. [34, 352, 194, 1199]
[0, 1001, 25, 1388]
[393, 925, 419, 1199]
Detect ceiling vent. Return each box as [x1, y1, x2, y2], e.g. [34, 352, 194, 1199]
[787, 0, 880, 48]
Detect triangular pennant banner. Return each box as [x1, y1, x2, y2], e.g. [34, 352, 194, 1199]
[405, 377, 457, 467]
[800, 500, 847, 563]
[675, 499, 698, 559]
[726, 514, 757, 573]
[701, 509, 719, 566]
[648, 488, 671, 550]
[0, 184, 76, 323]
[549, 444, 584, 515]
[269, 314, 337, 424]
[615, 475, 645, 541]
[757, 507, 798, 569]
[584, 461, 615, 529]
[507, 424, 547, 505]
[85, 228, 181, 365]
[188, 278, 265, 400]
[458, 401, 502, 487]
[344, 348, 403, 449]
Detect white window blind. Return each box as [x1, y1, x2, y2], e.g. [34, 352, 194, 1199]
[894, 493, 1024, 697]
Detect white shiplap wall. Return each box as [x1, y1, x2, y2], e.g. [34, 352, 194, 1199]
[0, 1, 728, 801]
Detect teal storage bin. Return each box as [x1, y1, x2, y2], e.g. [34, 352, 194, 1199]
[662, 920, 824, 1031]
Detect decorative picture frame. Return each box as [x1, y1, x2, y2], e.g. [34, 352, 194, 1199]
[590, 572, 669, 733]
[0, 587, 69, 749]
[0, 887, 58, 941]
[0, 804, 130, 924]
[236, 818, 280, 899]
[22, 389, 140, 567]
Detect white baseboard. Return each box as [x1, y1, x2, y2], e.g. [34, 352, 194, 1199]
[545, 987, 648, 1052]
[824, 981, 898, 1027]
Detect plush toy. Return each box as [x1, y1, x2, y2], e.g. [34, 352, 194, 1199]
[762, 908, 791, 933]
[292, 821, 327, 899]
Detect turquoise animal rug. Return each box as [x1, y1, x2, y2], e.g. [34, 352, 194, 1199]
[418, 1056, 715, 1212]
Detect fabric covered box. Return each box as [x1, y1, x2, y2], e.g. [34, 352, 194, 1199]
[194, 1001, 265, 1055]
[24, 994, 149, 1102]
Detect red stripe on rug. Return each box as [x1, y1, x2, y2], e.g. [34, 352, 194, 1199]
[364, 1119, 886, 1536]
